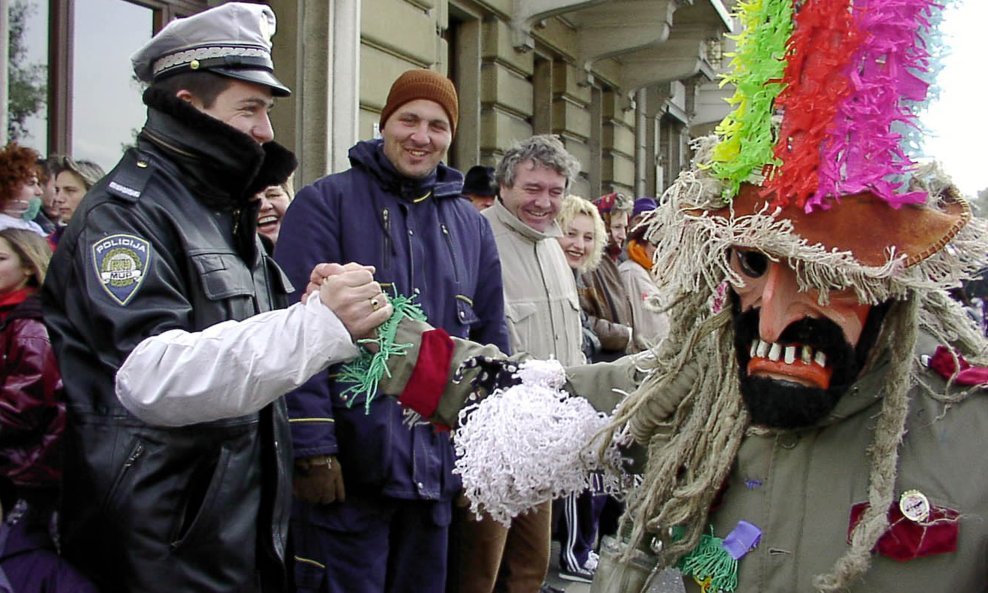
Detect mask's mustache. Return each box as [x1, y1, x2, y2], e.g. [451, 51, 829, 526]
[735, 307, 856, 364]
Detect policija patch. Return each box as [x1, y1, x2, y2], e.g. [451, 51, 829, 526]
[91, 234, 151, 305]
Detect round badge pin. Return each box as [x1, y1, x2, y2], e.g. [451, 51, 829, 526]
[899, 490, 931, 523]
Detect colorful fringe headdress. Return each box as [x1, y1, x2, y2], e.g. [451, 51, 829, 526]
[710, 0, 951, 211]
[641, 0, 988, 304]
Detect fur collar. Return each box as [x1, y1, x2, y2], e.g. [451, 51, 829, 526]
[139, 87, 297, 212]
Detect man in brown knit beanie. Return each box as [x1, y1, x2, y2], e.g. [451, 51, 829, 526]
[274, 69, 510, 593]
[380, 69, 459, 140]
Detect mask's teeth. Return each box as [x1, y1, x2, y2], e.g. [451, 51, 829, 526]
[768, 343, 782, 362]
[756, 340, 769, 358]
[750, 340, 758, 358]
[801, 345, 812, 364]
[784, 346, 796, 365]
[814, 351, 827, 368]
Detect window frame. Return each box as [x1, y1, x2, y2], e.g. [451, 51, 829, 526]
[45, 0, 208, 155]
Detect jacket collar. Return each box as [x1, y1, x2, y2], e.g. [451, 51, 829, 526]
[348, 139, 463, 202]
[489, 198, 562, 243]
[138, 87, 297, 212]
[0, 291, 41, 327]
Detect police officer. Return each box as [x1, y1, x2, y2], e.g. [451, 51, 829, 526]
[42, 4, 391, 592]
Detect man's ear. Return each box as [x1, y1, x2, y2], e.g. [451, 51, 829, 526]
[175, 89, 197, 106]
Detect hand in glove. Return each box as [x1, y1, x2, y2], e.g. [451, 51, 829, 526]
[293, 455, 346, 504]
[453, 355, 524, 398]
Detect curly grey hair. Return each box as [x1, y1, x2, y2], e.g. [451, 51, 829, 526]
[495, 134, 581, 191]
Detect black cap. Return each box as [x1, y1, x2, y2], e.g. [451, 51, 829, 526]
[463, 165, 497, 197]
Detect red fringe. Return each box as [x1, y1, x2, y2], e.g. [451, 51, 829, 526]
[765, 0, 864, 209]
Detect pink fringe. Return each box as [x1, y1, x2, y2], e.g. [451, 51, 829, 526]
[806, 0, 937, 210]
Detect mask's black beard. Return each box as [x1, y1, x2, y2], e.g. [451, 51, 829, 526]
[730, 292, 890, 428]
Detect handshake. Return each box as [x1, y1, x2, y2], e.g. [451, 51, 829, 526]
[305, 262, 393, 342]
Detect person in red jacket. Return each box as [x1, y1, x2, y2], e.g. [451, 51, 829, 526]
[0, 227, 94, 590]
[0, 228, 65, 554]
[0, 228, 63, 494]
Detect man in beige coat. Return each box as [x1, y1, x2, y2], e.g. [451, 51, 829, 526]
[458, 134, 583, 593]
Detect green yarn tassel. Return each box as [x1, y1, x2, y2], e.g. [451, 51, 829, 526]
[677, 528, 739, 593]
[337, 292, 427, 413]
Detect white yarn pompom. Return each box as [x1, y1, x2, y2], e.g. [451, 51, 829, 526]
[453, 359, 619, 526]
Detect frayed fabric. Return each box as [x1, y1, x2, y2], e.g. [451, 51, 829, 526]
[645, 162, 988, 307]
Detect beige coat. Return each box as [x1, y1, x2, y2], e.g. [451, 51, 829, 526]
[618, 259, 669, 350]
[482, 200, 584, 366]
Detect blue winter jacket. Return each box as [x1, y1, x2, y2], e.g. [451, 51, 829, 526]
[275, 140, 510, 500]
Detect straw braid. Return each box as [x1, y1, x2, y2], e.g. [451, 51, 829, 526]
[607, 290, 749, 567]
[813, 298, 917, 591]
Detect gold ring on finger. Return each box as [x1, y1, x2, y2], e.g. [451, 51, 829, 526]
[370, 297, 380, 311]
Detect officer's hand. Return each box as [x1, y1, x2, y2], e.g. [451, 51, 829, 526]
[318, 266, 393, 340]
[304, 262, 373, 303]
[293, 455, 346, 504]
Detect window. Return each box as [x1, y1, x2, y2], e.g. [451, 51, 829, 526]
[71, 0, 155, 169]
[4, 0, 208, 164]
[9, 0, 50, 152]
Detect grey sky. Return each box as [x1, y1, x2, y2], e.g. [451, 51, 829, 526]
[921, 0, 987, 196]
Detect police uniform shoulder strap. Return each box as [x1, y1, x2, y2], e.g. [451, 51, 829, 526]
[106, 150, 156, 203]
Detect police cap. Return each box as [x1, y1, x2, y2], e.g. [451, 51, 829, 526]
[131, 2, 290, 97]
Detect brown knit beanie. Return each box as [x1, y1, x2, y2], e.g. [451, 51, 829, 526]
[380, 69, 459, 137]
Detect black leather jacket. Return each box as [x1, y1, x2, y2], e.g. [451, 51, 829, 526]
[42, 88, 298, 593]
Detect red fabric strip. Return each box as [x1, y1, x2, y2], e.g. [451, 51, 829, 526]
[398, 328, 455, 425]
[928, 345, 988, 387]
[848, 500, 959, 561]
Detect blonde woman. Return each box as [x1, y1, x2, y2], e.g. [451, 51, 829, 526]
[552, 194, 619, 584]
[556, 195, 634, 363]
[0, 229, 65, 533]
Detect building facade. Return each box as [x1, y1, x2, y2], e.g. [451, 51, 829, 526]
[2, 0, 733, 197]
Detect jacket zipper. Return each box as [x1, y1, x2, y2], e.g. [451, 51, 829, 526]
[104, 440, 145, 510]
[405, 206, 416, 293]
[382, 208, 392, 270]
[124, 442, 145, 468]
[440, 222, 460, 284]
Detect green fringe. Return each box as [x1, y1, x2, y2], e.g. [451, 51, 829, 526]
[337, 292, 427, 413]
[708, 0, 793, 199]
[677, 528, 739, 593]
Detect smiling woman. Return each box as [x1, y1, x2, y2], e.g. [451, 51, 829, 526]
[556, 194, 606, 273]
[255, 175, 295, 250]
